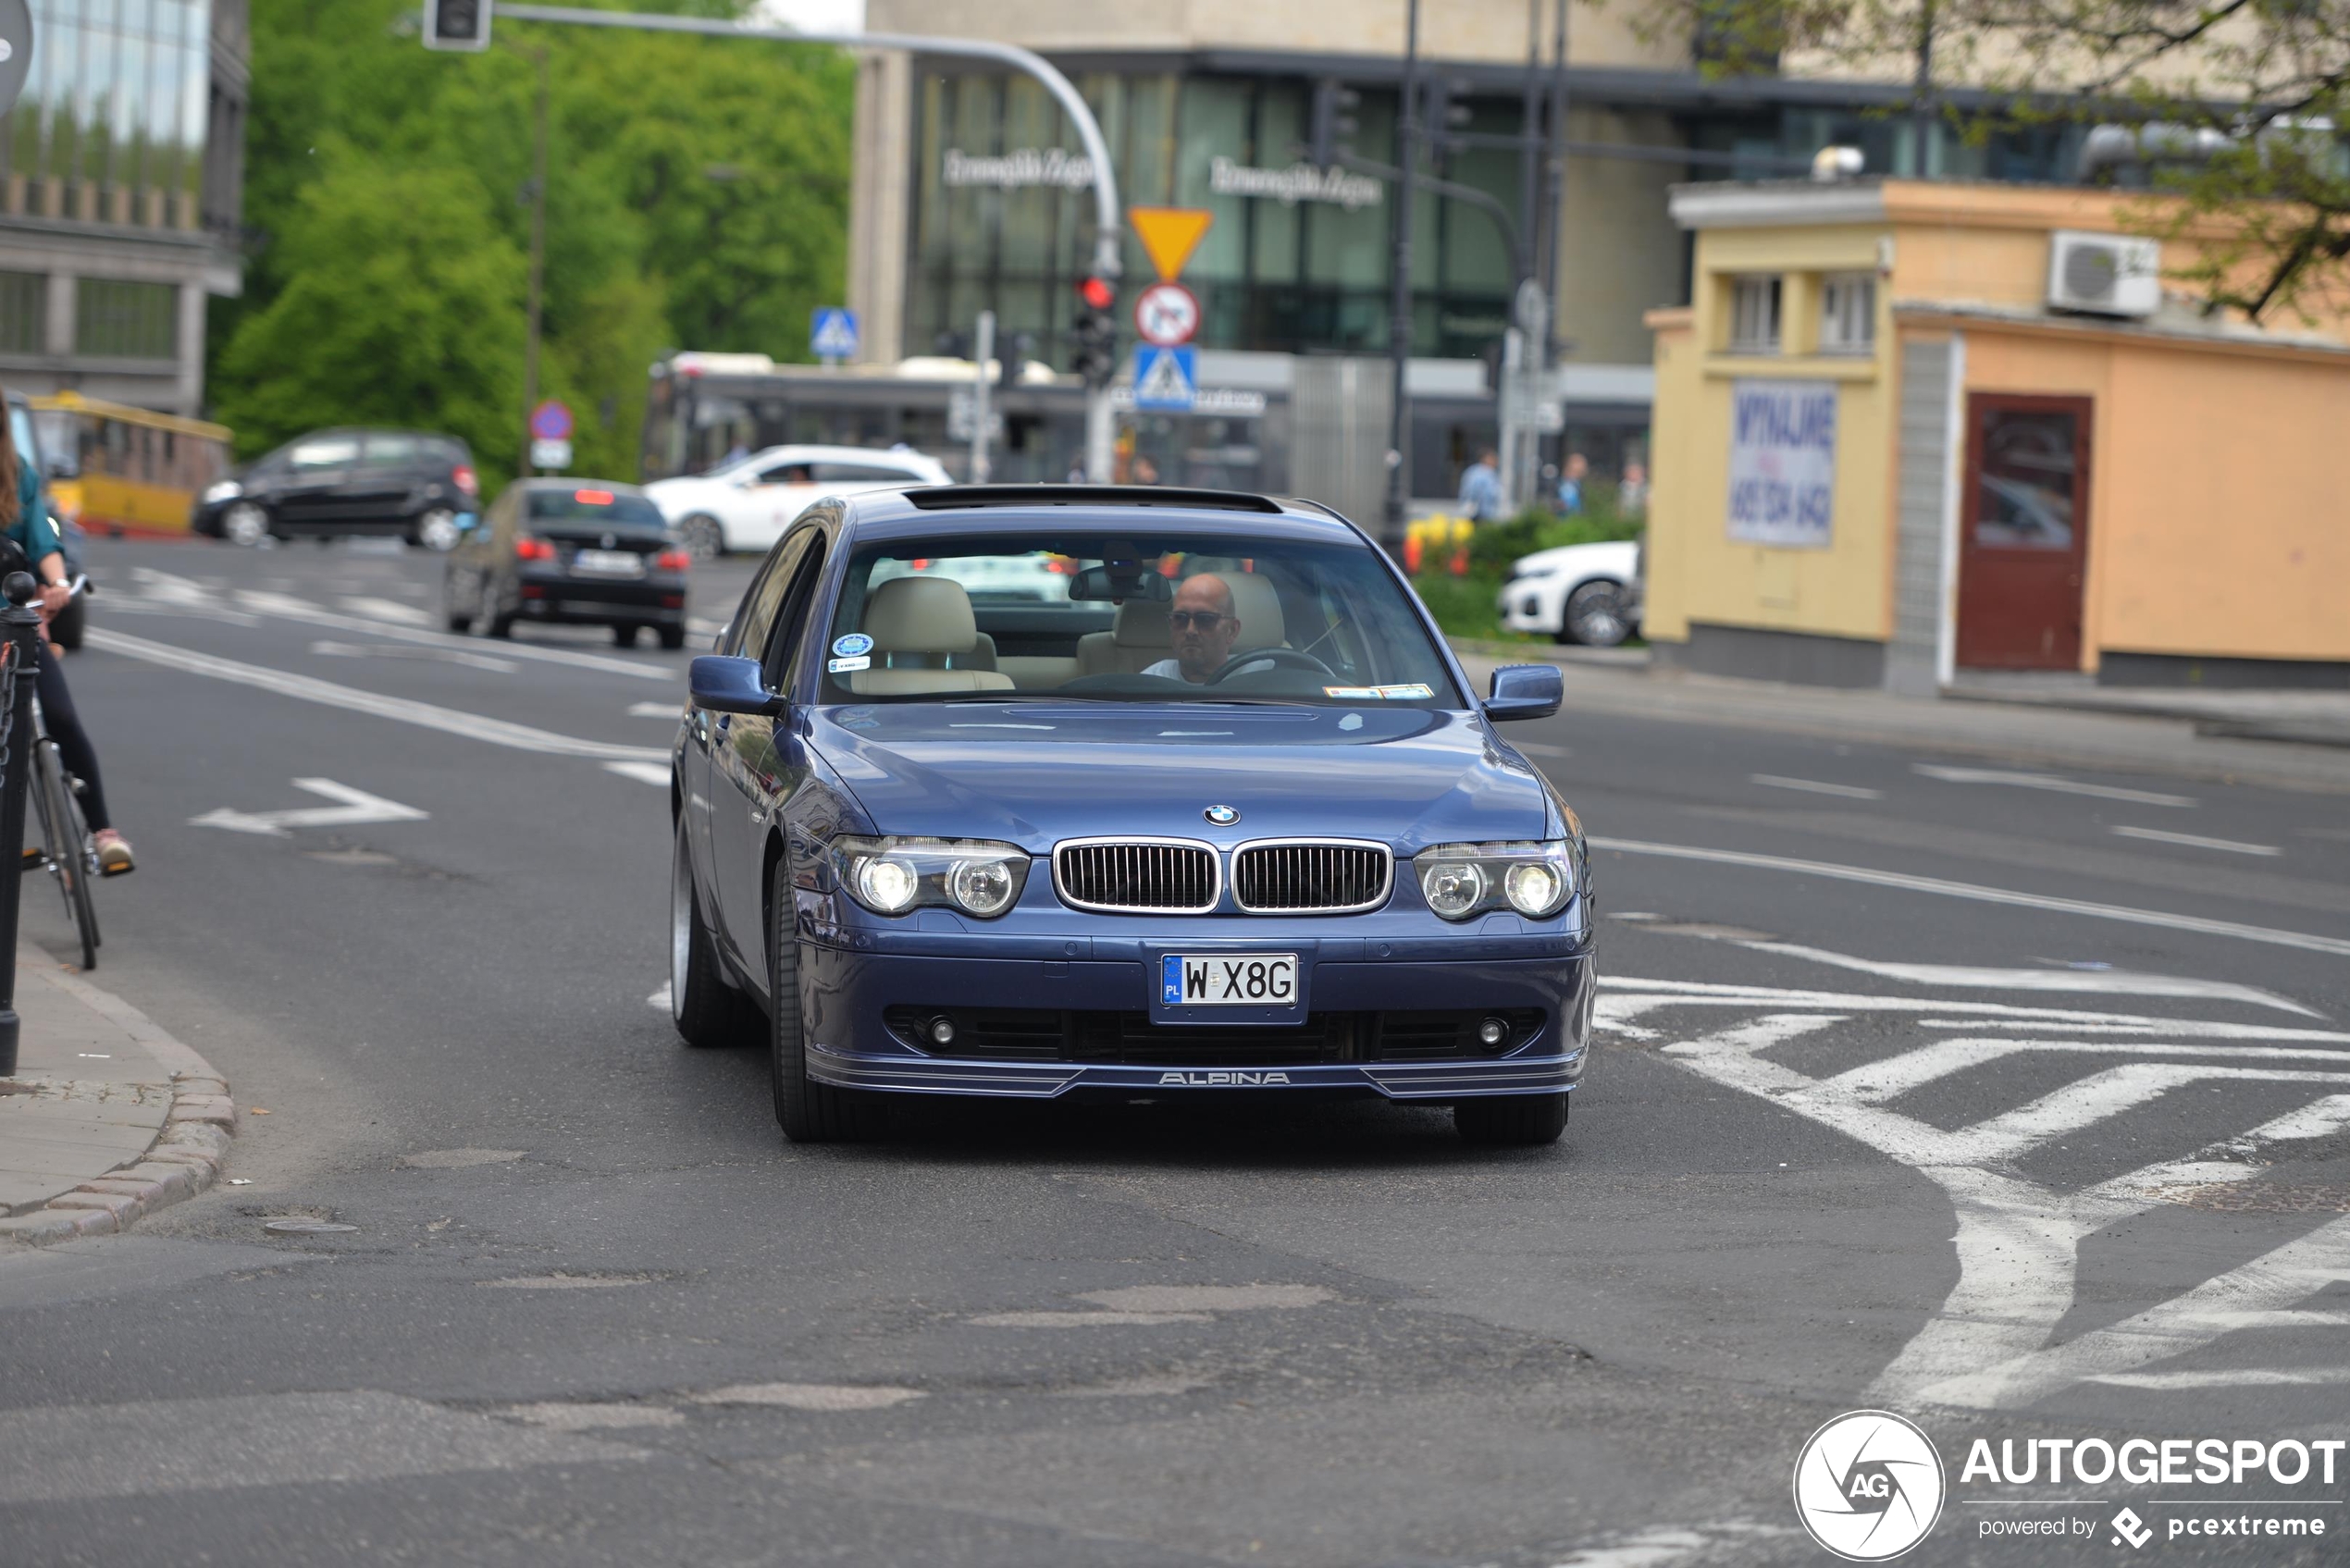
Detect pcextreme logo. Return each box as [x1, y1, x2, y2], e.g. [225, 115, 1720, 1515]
[1794, 1410, 1948, 1561]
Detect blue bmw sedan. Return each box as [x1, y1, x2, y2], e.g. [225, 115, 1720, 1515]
[671, 486, 1594, 1146]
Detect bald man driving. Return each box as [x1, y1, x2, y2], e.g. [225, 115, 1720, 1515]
[1143, 572, 1268, 685]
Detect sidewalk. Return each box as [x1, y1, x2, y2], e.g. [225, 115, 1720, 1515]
[0, 945, 237, 1245]
[1449, 643, 2350, 795]
[1943, 671, 2350, 748]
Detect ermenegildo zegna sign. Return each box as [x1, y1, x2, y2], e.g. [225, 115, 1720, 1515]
[937, 148, 1385, 211]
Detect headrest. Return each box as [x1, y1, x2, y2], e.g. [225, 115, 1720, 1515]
[1112, 597, 1172, 648]
[1220, 572, 1286, 653]
[863, 575, 979, 654]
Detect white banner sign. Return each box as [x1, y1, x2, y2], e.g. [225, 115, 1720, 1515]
[941, 148, 1095, 190]
[1726, 378, 1837, 548]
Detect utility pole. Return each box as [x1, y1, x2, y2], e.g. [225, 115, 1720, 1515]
[1382, 0, 1421, 550]
[518, 43, 550, 478]
[968, 310, 995, 483]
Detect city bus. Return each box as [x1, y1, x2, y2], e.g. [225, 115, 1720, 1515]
[30, 390, 232, 537]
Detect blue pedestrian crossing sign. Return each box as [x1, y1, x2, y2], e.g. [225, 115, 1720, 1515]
[1132, 345, 1197, 413]
[810, 307, 860, 362]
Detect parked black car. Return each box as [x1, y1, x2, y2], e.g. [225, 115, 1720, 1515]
[445, 479, 689, 648]
[192, 428, 479, 549]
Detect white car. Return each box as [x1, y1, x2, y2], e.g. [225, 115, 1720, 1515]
[1496, 538, 1643, 647]
[643, 445, 952, 558]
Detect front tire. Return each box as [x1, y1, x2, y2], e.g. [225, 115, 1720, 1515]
[677, 514, 724, 562]
[414, 508, 462, 552]
[1561, 579, 1633, 648]
[769, 860, 880, 1142]
[222, 501, 270, 548]
[671, 819, 752, 1049]
[1454, 1093, 1568, 1146]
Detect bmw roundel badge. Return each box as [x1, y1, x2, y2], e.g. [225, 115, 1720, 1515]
[1204, 805, 1240, 826]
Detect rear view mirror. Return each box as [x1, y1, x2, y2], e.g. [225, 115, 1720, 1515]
[690, 654, 784, 716]
[1068, 565, 1173, 603]
[1484, 663, 1563, 722]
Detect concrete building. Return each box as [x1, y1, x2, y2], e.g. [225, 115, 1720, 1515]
[1642, 179, 2350, 690]
[0, 0, 249, 417]
[843, 0, 2103, 497]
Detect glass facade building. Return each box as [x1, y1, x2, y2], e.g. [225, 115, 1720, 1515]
[3, 0, 214, 231]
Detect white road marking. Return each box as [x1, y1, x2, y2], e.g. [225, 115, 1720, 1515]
[89, 628, 668, 764]
[339, 595, 438, 627]
[2112, 824, 2282, 857]
[190, 778, 429, 838]
[1690, 934, 2317, 1016]
[1606, 977, 2350, 1037]
[628, 700, 679, 717]
[1590, 836, 2350, 957]
[500, 1401, 682, 1430]
[1912, 763, 2197, 807]
[1077, 1284, 1333, 1313]
[1750, 772, 1883, 800]
[647, 982, 673, 1010]
[604, 760, 671, 786]
[688, 1383, 924, 1411]
[970, 1310, 1213, 1327]
[2084, 1368, 2350, 1389]
[1613, 982, 2350, 1410]
[309, 637, 521, 674]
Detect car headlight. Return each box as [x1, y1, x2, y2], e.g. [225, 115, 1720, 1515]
[1413, 841, 1577, 920]
[829, 835, 1030, 919]
[204, 480, 241, 505]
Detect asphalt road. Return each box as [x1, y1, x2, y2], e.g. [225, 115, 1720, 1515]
[4, 536, 2347, 1567]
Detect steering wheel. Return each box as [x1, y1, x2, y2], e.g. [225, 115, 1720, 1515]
[1204, 646, 1337, 685]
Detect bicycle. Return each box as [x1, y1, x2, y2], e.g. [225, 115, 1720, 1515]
[19, 575, 99, 969]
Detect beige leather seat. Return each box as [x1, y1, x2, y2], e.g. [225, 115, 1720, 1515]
[1075, 597, 1173, 677]
[1220, 572, 1288, 654]
[846, 576, 1015, 696]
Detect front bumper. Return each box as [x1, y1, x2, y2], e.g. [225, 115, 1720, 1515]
[799, 932, 1595, 1102]
[1496, 578, 1559, 635]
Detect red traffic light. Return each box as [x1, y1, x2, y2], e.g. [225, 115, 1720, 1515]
[1076, 276, 1115, 311]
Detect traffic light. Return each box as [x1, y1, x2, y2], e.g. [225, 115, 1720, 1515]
[1420, 77, 1474, 172]
[1070, 276, 1117, 390]
[1308, 79, 1361, 169]
[424, 0, 491, 51]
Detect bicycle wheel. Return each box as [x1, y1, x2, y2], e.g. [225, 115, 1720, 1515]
[35, 739, 98, 969]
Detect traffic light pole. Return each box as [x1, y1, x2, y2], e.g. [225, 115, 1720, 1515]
[490, 5, 1126, 480]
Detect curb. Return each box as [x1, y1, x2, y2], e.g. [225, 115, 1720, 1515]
[0, 966, 237, 1247]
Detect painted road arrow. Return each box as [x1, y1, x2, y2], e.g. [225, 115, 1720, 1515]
[190, 778, 429, 838]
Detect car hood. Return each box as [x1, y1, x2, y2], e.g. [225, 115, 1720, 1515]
[809, 703, 1555, 851]
[1511, 539, 1637, 578]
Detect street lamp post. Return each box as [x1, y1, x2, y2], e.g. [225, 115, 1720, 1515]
[516, 42, 550, 479]
[1383, 0, 1421, 550]
[489, 6, 1127, 481]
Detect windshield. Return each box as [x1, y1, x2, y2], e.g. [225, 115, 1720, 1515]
[527, 488, 665, 530]
[822, 528, 1463, 708]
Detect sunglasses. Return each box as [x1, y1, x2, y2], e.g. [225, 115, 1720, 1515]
[1168, 611, 1234, 631]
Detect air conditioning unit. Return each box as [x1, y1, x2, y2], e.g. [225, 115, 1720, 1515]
[2047, 230, 2161, 318]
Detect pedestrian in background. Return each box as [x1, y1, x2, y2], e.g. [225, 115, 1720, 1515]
[1618, 460, 1649, 518]
[1557, 451, 1589, 515]
[1457, 448, 1503, 521]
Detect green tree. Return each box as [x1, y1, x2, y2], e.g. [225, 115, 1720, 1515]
[210, 0, 854, 487]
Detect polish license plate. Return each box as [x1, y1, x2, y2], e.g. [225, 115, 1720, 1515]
[572, 549, 644, 576]
[1161, 953, 1299, 1007]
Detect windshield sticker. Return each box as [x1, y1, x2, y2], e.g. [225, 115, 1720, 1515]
[1323, 684, 1434, 700]
[826, 655, 872, 673]
[831, 632, 874, 658]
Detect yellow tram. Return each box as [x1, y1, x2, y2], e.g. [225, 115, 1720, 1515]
[29, 390, 231, 537]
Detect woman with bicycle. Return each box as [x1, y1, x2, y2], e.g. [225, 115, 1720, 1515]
[0, 402, 132, 876]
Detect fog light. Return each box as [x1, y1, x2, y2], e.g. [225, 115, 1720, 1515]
[929, 1016, 957, 1046]
[1477, 1017, 1509, 1047]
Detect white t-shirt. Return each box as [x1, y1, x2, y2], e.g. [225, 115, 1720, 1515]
[1143, 655, 1272, 683]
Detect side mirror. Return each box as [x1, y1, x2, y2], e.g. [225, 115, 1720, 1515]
[1484, 663, 1563, 722]
[689, 654, 785, 716]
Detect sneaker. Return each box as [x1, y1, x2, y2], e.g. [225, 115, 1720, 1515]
[93, 831, 133, 877]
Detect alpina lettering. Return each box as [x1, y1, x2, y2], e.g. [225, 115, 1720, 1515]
[1156, 1071, 1293, 1087]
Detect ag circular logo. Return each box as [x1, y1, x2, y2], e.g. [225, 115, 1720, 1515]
[1793, 1410, 1945, 1561]
[1202, 804, 1239, 826]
